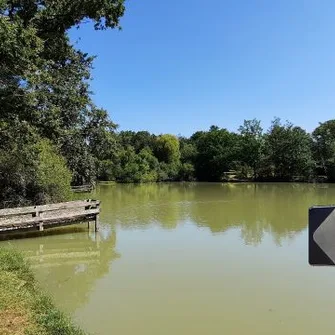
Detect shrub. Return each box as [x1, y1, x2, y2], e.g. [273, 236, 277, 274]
[0, 138, 72, 208]
[34, 139, 72, 204]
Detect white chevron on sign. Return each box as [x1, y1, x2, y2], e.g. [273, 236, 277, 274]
[313, 209, 335, 264]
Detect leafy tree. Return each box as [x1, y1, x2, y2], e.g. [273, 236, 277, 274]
[60, 130, 96, 186]
[0, 0, 126, 194]
[157, 161, 180, 182]
[262, 118, 314, 181]
[133, 131, 157, 153]
[2, 0, 334, 194]
[312, 120, 335, 181]
[178, 163, 196, 181]
[116, 146, 159, 183]
[192, 126, 240, 181]
[0, 123, 39, 207]
[179, 137, 197, 164]
[118, 131, 136, 148]
[178, 137, 197, 181]
[34, 139, 72, 204]
[83, 107, 119, 181]
[0, 133, 71, 207]
[139, 148, 160, 172]
[154, 134, 181, 164]
[238, 119, 264, 179]
[117, 131, 156, 153]
[137, 148, 160, 182]
[97, 160, 117, 181]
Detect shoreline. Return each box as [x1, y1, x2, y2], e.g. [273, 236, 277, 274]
[0, 247, 88, 335]
[96, 179, 331, 185]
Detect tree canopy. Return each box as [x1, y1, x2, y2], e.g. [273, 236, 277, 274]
[0, 0, 125, 206]
[1, 0, 335, 208]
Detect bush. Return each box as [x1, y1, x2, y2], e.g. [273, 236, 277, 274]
[97, 159, 117, 181]
[115, 147, 160, 183]
[34, 139, 72, 204]
[157, 162, 179, 181]
[178, 163, 196, 181]
[0, 138, 72, 208]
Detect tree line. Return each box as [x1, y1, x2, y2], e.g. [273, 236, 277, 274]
[1, 1, 335, 208]
[97, 118, 335, 185]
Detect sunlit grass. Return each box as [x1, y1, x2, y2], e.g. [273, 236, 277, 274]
[0, 247, 87, 335]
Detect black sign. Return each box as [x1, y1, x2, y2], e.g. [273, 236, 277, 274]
[309, 206, 335, 265]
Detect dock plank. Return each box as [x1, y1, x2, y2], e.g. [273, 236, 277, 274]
[0, 199, 99, 217]
[0, 199, 100, 235]
[0, 209, 99, 227]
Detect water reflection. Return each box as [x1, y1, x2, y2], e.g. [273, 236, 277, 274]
[95, 183, 334, 246]
[8, 226, 120, 313]
[2, 183, 335, 335]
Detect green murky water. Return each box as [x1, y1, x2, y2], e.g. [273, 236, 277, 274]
[3, 183, 335, 334]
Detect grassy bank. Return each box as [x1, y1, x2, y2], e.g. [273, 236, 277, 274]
[0, 247, 88, 335]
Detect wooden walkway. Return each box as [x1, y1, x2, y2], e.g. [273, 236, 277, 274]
[71, 184, 94, 193]
[0, 199, 100, 234]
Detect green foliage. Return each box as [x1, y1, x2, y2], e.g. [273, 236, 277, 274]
[232, 163, 254, 180]
[0, 120, 39, 207]
[133, 131, 157, 153]
[154, 134, 181, 164]
[312, 120, 335, 181]
[179, 137, 197, 164]
[0, 0, 125, 205]
[33, 295, 86, 335]
[115, 147, 159, 183]
[34, 139, 72, 204]
[192, 127, 240, 181]
[178, 163, 196, 181]
[60, 130, 96, 186]
[157, 161, 180, 182]
[101, 118, 326, 184]
[2, 0, 335, 200]
[238, 119, 263, 178]
[97, 160, 117, 181]
[118, 131, 156, 153]
[0, 131, 72, 207]
[0, 247, 34, 285]
[84, 108, 119, 161]
[261, 118, 314, 181]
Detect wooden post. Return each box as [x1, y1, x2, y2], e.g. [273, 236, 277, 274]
[87, 221, 90, 230]
[95, 214, 99, 232]
[95, 201, 100, 232]
[36, 208, 43, 231]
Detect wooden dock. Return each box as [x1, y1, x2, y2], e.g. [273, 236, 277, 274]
[0, 199, 100, 234]
[71, 184, 94, 193]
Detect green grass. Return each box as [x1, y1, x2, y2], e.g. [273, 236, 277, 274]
[0, 247, 88, 335]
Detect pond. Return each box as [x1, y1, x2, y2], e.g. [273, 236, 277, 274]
[3, 183, 335, 334]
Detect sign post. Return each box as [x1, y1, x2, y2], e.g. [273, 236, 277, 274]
[309, 206, 335, 265]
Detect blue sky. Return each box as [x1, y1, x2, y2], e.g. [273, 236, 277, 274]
[69, 0, 335, 137]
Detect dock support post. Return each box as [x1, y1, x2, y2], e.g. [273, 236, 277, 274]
[88, 221, 90, 230]
[95, 201, 100, 232]
[95, 214, 99, 232]
[36, 209, 44, 231]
